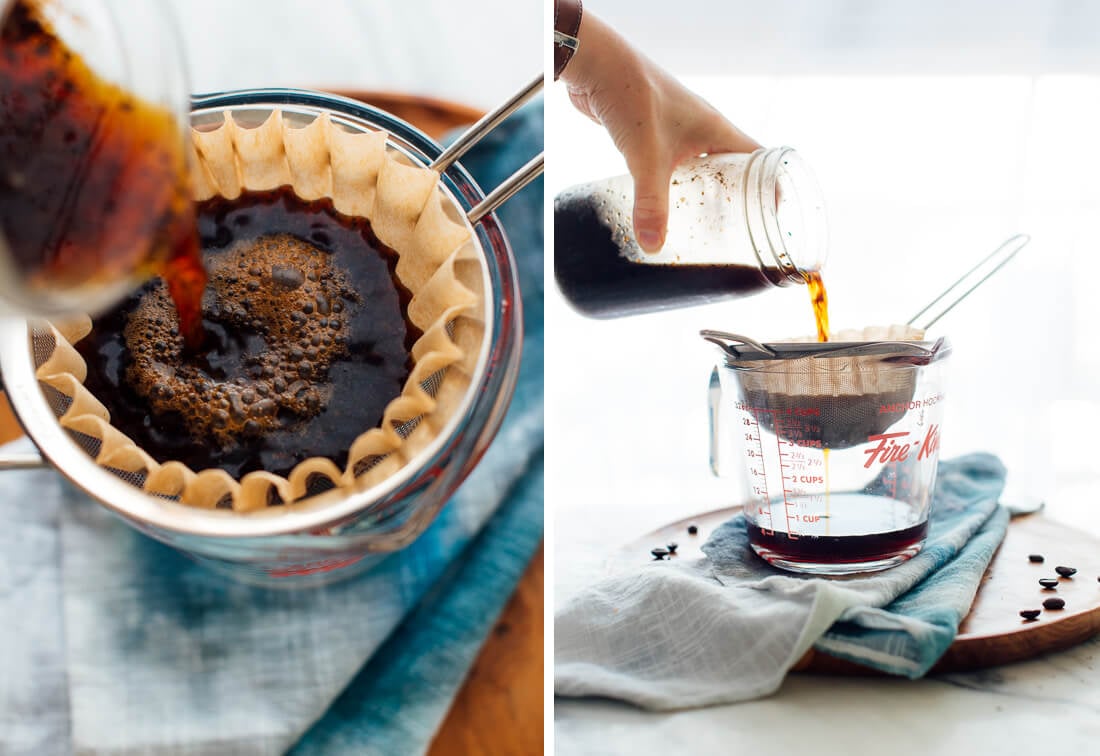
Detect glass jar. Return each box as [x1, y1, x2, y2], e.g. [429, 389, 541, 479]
[553, 146, 828, 317]
[0, 0, 191, 317]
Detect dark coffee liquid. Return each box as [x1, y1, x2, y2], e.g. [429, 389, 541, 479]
[0, 0, 205, 343]
[553, 190, 777, 318]
[748, 521, 927, 567]
[77, 187, 418, 480]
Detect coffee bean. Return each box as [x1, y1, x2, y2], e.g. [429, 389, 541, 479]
[1039, 578, 1059, 589]
[1055, 566, 1077, 578]
[1028, 554, 1045, 563]
[1043, 597, 1066, 610]
[651, 547, 669, 561]
[688, 524, 699, 535]
[1019, 609, 1040, 621]
[667, 542, 679, 554]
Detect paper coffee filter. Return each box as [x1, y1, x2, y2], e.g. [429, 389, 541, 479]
[732, 324, 928, 449]
[31, 110, 487, 511]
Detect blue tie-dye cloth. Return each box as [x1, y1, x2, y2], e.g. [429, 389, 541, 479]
[0, 102, 543, 756]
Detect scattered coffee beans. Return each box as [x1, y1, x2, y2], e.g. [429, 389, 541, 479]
[1043, 597, 1066, 610]
[651, 547, 669, 561]
[1039, 578, 1059, 589]
[688, 524, 699, 536]
[1028, 554, 1045, 563]
[667, 542, 679, 554]
[1055, 566, 1077, 578]
[1019, 609, 1041, 621]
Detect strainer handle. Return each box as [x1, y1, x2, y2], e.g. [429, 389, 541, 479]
[424, 73, 545, 225]
[0, 450, 46, 470]
[907, 233, 1030, 330]
[700, 330, 776, 358]
[430, 74, 542, 173]
[467, 153, 544, 224]
[0, 374, 47, 468]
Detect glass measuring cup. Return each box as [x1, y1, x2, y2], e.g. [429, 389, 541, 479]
[705, 332, 951, 574]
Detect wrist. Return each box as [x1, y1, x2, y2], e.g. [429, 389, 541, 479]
[554, 0, 583, 80]
[561, 12, 641, 94]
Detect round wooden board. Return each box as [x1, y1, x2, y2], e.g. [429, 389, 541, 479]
[616, 507, 1100, 674]
[321, 89, 482, 140]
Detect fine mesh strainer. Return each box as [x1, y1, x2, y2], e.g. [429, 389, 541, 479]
[702, 233, 1028, 450]
[0, 83, 542, 585]
[703, 328, 948, 449]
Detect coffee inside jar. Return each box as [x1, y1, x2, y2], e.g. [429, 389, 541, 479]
[0, 0, 206, 343]
[78, 186, 420, 481]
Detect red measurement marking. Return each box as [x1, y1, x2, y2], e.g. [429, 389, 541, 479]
[268, 555, 362, 578]
[776, 425, 799, 536]
[743, 409, 773, 533]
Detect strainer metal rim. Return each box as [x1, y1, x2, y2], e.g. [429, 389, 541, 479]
[701, 329, 952, 364]
[0, 88, 521, 539]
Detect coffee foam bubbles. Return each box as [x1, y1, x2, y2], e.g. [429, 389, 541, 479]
[125, 233, 359, 447]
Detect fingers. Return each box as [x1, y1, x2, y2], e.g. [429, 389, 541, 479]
[630, 157, 673, 254]
[686, 106, 763, 158]
[709, 115, 763, 154]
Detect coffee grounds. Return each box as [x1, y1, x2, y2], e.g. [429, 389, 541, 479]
[78, 187, 419, 480]
[125, 233, 355, 446]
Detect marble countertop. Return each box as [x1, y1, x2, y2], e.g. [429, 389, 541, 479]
[556, 648, 1100, 754]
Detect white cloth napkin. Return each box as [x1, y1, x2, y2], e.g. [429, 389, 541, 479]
[555, 454, 1007, 710]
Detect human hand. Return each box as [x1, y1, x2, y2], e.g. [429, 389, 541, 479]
[560, 11, 761, 252]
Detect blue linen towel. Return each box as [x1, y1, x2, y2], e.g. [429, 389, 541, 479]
[555, 454, 1007, 710]
[0, 101, 543, 756]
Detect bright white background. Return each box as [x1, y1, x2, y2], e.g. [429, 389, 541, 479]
[551, 2, 1100, 750]
[165, 0, 542, 110]
[550, 0, 1100, 604]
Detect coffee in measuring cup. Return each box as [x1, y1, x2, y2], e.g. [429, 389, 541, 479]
[705, 328, 949, 574]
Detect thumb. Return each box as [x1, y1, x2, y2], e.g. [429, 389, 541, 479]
[629, 159, 673, 254]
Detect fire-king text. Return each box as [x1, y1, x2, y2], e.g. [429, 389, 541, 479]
[863, 424, 941, 468]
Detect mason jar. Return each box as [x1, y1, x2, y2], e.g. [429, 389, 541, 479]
[553, 146, 828, 317]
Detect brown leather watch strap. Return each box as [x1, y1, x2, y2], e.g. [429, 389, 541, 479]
[554, 0, 583, 80]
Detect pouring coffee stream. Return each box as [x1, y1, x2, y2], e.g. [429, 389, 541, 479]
[703, 232, 1031, 355]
